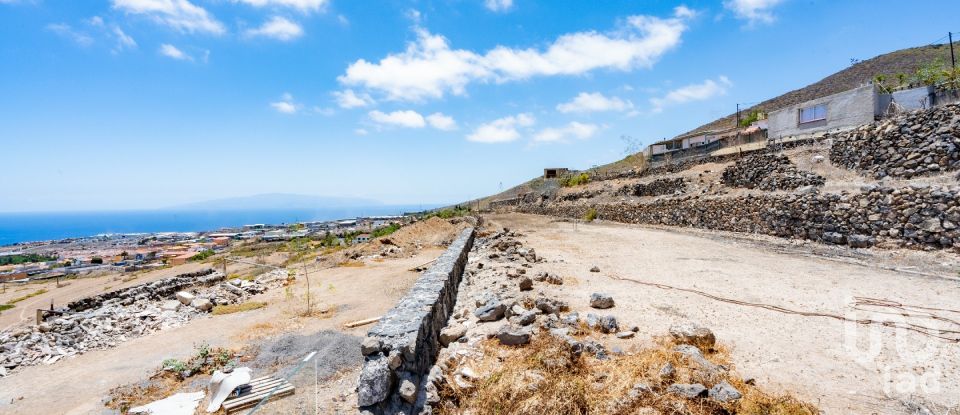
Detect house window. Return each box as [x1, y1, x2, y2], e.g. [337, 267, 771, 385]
[798, 104, 827, 124]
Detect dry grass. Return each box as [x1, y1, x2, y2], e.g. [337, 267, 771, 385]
[438, 334, 817, 415]
[9, 288, 47, 304]
[336, 260, 365, 268]
[212, 301, 267, 315]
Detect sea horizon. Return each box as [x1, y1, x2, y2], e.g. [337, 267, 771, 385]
[0, 205, 440, 246]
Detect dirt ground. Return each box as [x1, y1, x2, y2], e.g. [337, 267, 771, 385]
[0, 247, 445, 415]
[486, 213, 960, 415]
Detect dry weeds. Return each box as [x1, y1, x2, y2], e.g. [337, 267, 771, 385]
[439, 334, 817, 415]
[212, 301, 267, 315]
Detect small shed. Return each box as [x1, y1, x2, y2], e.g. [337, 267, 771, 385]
[543, 168, 569, 179]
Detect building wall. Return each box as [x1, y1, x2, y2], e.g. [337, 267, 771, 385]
[768, 84, 878, 139]
[892, 86, 934, 110]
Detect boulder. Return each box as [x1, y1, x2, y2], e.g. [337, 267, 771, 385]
[357, 357, 391, 407]
[667, 383, 707, 399]
[496, 325, 532, 346]
[847, 234, 875, 248]
[518, 277, 533, 291]
[708, 381, 742, 402]
[599, 315, 619, 333]
[190, 298, 213, 312]
[439, 324, 467, 346]
[360, 337, 382, 356]
[589, 293, 615, 309]
[669, 322, 715, 349]
[475, 302, 506, 322]
[175, 291, 195, 306]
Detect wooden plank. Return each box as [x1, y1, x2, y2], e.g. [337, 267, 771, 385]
[343, 316, 380, 328]
[224, 389, 295, 414]
[223, 379, 293, 406]
[223, 385, 295, 411]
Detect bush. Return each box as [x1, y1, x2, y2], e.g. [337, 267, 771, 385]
[0, 304, 14, 313]
[560, 173, 590, 187]
[371, 223, 401, 238]
[583, 208, 598, 222]
[190, 250, 215, 261]
[0, 254, 57, 266]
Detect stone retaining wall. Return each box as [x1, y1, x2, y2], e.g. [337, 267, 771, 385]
[616, 177, 687, 197]
[65, 269, 219, 312]
[358, 226, 476, 414]
[828, 103, 960, 179]
[721, 153, 825, 191]
[516, 185, 959, 251]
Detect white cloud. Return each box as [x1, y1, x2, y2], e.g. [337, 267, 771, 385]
[112, 0, 225, 35]
[339, 7, 693, 102]
[245, 16, 303, 41]
[557, 92, 634, 113]
[466, 113, 534, 143]
[484, 0, 513, 12]
[650, 76, 732, 113]
[333, 89, 375, 109]
[533, 122, 599, 142]
[46, 23, 94, 47]
[723, 0, 784, 25]
[159, 43, 191, 60]
[235, 0, 329, 13]
[426, 113, 457, 131]
[355, 128, 369, 135]
[270, 92, 299, 113]
[89, 16, 105, 27]
[112, 26, 137, 51]
[369, 110, 426, 128]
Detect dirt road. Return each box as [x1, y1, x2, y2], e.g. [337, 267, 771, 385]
[0, 248, 443, 415]
[488, 213, 960, 414]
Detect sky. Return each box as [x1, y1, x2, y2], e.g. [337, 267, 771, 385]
[1, 0, 958, 212]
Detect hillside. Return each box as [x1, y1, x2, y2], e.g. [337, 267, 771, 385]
[679, 42, 959, 137]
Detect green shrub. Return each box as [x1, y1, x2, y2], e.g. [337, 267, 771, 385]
[560, 172, 590, 187]
[0, 304, 14, 313]
[190, 250, 215, 261]
[583, 208, 598, 222]
[371, 223, 401, 238]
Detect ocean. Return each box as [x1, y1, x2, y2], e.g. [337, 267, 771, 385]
[0, 206, 434, 246]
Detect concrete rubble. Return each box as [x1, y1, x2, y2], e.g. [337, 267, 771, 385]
[0, 269, 289, 375]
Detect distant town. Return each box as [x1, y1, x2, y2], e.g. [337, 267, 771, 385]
[0, 215, 411, 283]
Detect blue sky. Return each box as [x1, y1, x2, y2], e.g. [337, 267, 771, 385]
[1, 0, 958, 212]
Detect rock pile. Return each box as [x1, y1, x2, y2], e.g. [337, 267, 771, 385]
[721, 153, 825, 191]
[0, 269, 289, 375]
[829, 103, 960, 179]
[616, 178, 687, 197]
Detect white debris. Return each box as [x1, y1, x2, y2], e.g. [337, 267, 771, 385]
[129, 391, 205, 415]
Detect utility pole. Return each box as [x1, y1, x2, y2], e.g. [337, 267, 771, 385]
[950, 32, 956, 70]
[735, 103, 740, 127]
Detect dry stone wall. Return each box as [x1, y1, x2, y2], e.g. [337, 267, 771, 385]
[829, 103, 960, 179]
[66, 269, 220, 312]
[517, 185, 959, 251]
[358, 226, 476, 415]
[721, 153, 825, 191]
[616, 178, 687, 197]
